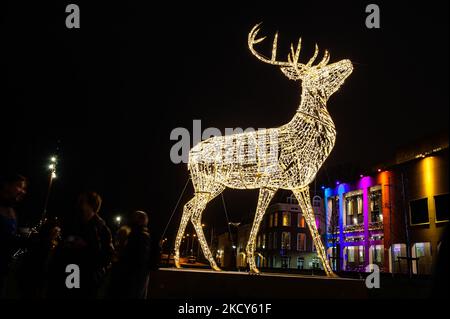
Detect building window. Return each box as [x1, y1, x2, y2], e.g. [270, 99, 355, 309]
[287, 195, 298, 204]
[297, 233, 306, 251]
[311, 257, 320, 269]
[312, 195, 322, 215]
[327, 196, 340, 233]
[370, 187, 382, 223]
[345, 192, 363, 225]
[257, 235, 261, 248]
[262, 234, 266, 249]
[268, 232, 272, 249]
[281, 256, 290, 269]
[281, 232, 291, 250]
[359, 245, 364, 263]
[273, 212, 278, 227]
[410, 198, 429, 225]
[414, 243, 426, 258]
[347, 246, 355, 263]
[412, 242, 432, 274]
[297, 257, 304, 269]
[298, 213, 305, 228]
[269, 214, 273, 227]
[372, 245, 383, 264]
[282, 212, 291, 226]
[434, 194, 449, 222]
[273, 233, 277, 249]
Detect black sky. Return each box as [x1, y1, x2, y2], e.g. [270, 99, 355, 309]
[1, 1, 448, 241]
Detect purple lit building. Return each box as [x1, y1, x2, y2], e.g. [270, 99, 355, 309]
[324, 138, 449, 274]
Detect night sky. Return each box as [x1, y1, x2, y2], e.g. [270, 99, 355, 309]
[1, 1, 448, 243]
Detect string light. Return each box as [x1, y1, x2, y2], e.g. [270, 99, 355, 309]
[48, 155, 57, 180]
[174, 23, 353, 276]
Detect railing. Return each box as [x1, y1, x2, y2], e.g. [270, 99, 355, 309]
[343, 224, 364, 233]
[369, 221, 383, 230]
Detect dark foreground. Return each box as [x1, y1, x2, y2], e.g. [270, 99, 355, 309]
[149, 268, 434, 299]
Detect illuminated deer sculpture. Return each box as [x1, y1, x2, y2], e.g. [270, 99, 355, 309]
[174, 23, 353, 275]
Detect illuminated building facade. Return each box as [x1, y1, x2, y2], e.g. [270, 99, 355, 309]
[253, 195, 325, 270]
[325, 140, 449, 274]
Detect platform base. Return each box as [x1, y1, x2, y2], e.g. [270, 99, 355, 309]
[149, 268, 368, 299]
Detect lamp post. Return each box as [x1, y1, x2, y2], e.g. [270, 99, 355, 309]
[191, 234, 196, 256]
[228, 222, 240, 270]
[184, 234, 190, 256]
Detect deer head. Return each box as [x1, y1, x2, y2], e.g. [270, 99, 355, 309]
[248, 23, 353, 100]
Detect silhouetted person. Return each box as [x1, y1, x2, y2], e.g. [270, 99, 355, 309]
[113, 225, 131, 262]
[49, 192, 114, 298]
[0, 173, 27, 297]
[17, 218, 61, 298]
[109, 210, 151, 299]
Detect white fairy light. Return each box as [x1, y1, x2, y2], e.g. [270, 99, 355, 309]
[174, 24, 353, 276]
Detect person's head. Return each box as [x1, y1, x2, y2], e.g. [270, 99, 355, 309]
[77, 191, 102, 219]
[0, 173, 28, 206]
[130, 210, 148, 228]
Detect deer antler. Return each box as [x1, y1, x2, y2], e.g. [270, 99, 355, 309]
[248, 23, 331, 75]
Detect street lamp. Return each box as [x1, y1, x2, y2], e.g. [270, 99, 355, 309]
[42, 155, 58, 223]
[191, 234, 196, 255]
[115, 215, 122, 225]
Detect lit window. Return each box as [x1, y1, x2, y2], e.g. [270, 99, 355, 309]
[282, 212, 290, 226]
[370, 188, 382, 222]
[297, 233, 306, 251]
[269, 214, 273, 227]
[297, 213, 305, 228]
[345, 192, 363, 225]
[359, 245, 364, 263]
[373, 245, 383, 263]
[414, 243, 426, 258]
[281, 232, 291, 250]
[327, 196, 339, 233]
[273, 212, 278, 227]
[347, 246, 355, 263]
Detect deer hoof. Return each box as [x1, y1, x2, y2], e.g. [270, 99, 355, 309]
[249, 268, 260, 275]
[212, 265, 222, 271]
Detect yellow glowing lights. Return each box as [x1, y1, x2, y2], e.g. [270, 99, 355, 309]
[422, 156, 435, 196]
[174, 24, 353, 276]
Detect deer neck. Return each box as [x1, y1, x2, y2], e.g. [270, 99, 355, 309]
[287, 86, 335, 130]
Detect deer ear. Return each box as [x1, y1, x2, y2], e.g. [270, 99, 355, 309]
[280, 67, 303, 81]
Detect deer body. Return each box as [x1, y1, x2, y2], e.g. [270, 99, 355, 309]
[189, 91, 336, 191]
[174, 24, 353, 275]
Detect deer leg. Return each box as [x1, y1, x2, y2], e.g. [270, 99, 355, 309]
[293, 186, 336, 277]
[246, 187, 277, 273]
[191, 184, 225, 271]
[174, 195, 198, 268]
